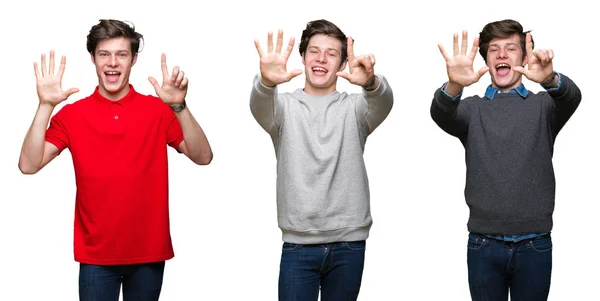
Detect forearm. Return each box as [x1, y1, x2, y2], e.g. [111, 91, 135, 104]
[430, 87, 469, 139]
[19, 104, 55, 174]
[362, 75, 393, 132]
[250, 74, 279, 134]
[175, 107, 213, 165]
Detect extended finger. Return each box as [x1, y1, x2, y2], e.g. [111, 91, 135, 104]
[453, 33, 459, 57]
[282, 37, 295, 60]
[369, 54, 376, 66]
[438, 44, 451, 62]
[33, 62, 40, 81]
[460, 30, 468, 55]
[267, 31, 273, 53]
[58, 56, 67, 79]
[49, 50, 56, 75]
[161, 53, 169, 79]
[469, 37, 480, 60]
[525, 33, 534, 58]
[254, 40, 265, 58]
[41, 53, 47, 76]
[275, 29, 284, 53]
[346, 36, 355, 63]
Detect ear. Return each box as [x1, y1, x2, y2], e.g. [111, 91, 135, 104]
[339, 59, 347, 72]
[301, 52, 306, 66]
[522, 55, 528, 67]
[90, 52, 95, 64]
[132, 53, 138, 66]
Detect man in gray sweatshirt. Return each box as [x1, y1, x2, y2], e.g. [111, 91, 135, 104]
[431, 19, 581, 301]
[250, 19, 393, 301]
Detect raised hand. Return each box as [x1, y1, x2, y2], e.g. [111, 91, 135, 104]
[149, 53, 187, 105]
[513, 33, 554, 83]
[438, 31, 489, 89]
[254, 29, 302, 87]
[336, 37, 375, 87]
[33, 51, 79, 106]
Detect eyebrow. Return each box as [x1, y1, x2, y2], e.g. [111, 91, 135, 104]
[308, 46, 340, 53]
[489, 42, 519, 47]
[97, 49, 130, 53]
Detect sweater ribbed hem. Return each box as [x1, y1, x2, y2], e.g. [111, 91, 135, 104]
[467, 217, 552, 235]
[281, 225, 371, 244]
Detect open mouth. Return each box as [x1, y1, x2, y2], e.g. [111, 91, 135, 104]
[312, 67, 328, 76]
[495, 63, 511, 77]
[105, 71, 121, 83]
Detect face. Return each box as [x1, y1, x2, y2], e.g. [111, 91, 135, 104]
[302, 34, 347, 96]
[91, 37, 137, 100]
[486, 34, 528, 92]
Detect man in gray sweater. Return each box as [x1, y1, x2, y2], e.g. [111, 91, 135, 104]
[431, 19, 581, 301]
[250, 19, 393, 301]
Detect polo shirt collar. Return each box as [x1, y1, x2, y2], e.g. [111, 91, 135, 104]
[484, 83, 528, 100]
[94, 84, 136, 106]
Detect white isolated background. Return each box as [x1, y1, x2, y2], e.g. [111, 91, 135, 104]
[0, 0, 597, 300]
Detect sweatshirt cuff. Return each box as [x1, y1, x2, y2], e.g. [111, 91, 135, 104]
[254, 74, 277, 95]
[441, 82, 463, 101]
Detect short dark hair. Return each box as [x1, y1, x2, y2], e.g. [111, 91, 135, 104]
[299, 19, 348, 64]
[86, 19, 143, 58]
[478, 19, 532, 63]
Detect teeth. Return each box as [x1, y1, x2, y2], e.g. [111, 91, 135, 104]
[496, 64, 510, 68]
[313, 67, 327, 72]
[106, 71, 120, 75]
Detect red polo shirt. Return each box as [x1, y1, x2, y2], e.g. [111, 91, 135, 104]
[45, 85, 184, 265]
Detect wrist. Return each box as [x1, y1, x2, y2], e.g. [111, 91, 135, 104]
[363, 75, 377, 90]
[542, 72, 556, 85]
[170, 100, 186, 113]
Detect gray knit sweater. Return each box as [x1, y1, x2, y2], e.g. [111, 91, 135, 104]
[431, 73, 581, 235]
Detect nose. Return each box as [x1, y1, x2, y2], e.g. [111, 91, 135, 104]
[108, 54, 118, 67]
[317, 52, 327, 63]
[498, 48, 508, 59]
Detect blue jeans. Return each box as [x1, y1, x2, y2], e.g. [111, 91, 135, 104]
[79, 261, 165, 301]
[278, 241, 366, 301]
[467, 233, 552, 301]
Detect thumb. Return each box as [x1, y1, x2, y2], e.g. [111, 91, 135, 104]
[512, 66, 526, 75]
[288, 69, 303, 80]
[63, 88, 79, 98]
[148, 77, 160, 93]
[476, 66, 490, 80]
[336, 71, 350, 81]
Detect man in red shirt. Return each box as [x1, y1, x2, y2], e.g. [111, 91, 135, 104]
[18, 19, 213, 301]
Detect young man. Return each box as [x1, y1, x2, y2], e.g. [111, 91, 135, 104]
[431, 19, 581, 301]
[250, 19, 393, 301]
[18, 19, 212, 301]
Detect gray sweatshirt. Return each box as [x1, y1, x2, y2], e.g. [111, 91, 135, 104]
[430, 73, 581, 235]
[250, 74, 393, 244]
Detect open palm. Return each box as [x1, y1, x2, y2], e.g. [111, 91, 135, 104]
[254, 30, 302, 87]
[34, 51, 79, 106]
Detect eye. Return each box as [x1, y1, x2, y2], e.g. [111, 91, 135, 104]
[99, 53, 108, 56]
[309, 50, 318, 54]
[118, 53, 127, 58]
[489, 49, 498, 52]
[328, 53, 337, 57]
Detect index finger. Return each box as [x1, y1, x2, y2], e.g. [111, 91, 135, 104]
[282, 37, 295, 61]
[468, 37, 480, 60]
[525, 33, 534, 58]
[161, 53, 169, 78]
[346, 36, 355, 62]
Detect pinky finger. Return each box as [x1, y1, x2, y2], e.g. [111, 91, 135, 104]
[34, 62, 40, 80]
[180, 77, 189, 89]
